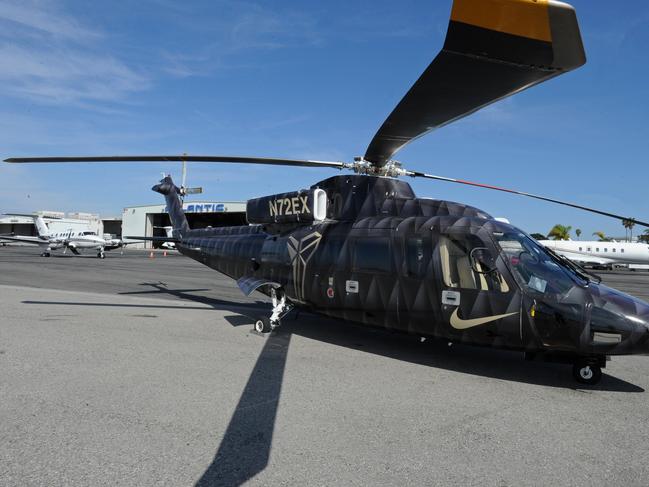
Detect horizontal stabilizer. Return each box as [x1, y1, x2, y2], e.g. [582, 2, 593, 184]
[125, 236, 181, 243]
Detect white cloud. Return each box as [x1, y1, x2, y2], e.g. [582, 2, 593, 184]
[0, 0, 148, 105]
[0, 0, 99, 40]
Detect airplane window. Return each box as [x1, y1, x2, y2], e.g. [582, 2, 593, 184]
[353, 238, 391, 273]
[406, 237, 431, 278]
[587, 247, 591, 252]
[579, 247, 582, 251]
[621, 249, 625, 253]
[439, 235, 508, 292]
[596, 248, 599, 252]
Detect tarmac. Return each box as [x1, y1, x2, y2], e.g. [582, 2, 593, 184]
[1, 246, 649, 486]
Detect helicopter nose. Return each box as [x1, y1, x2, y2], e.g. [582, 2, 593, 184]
[590, 284, 649, 354]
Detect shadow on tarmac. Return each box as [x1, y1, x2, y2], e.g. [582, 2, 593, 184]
[22, 284, 646, 487]
[195, 331, 291, 487]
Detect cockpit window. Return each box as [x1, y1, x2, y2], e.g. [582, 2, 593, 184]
[439, 235, 509, 293]
[492, 231, 582, 296]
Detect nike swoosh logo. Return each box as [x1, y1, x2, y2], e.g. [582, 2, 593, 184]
[450, 309, 519, 330]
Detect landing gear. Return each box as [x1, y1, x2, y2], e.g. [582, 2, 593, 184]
[97, 251, 105, 259]
[525, 352, 605, 385]
[40, 251, 50, 257]
[254, 287, 293, 333]
[254, 317, 272, 333]
[572, 361, 602, 385]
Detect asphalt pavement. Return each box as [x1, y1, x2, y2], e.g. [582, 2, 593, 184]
[1, 247, 648, 486]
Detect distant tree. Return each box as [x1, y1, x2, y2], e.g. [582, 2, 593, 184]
[592, 231, 609, 242]
[530, 233, 546, 241]
[639, 229, 649, 244]
[575, 229, 582, 240]
[547, 224, 572, 240]
[623, 219, 636, 242]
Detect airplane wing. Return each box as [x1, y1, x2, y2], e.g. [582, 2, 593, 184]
[0, 235, 48, 245]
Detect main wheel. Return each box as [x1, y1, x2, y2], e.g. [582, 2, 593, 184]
[98, 252, 105, 259]
[254, 317, 272, 333]
[572, 362, 602, 385]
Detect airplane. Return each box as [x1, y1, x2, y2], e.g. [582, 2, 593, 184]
[0, 214, 120, 258]
[154, 226, 177, 250]
[7, 0, 649, 385]
[540, 240, 649, 269]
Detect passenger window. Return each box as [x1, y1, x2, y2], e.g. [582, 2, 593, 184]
[406, 237, 431, 278]
[621, 249, 625, 253]
[596, 248, 599, 252]
[353, 238, 391, 273]
[613, 248, 616, 252]
[439, 235, 508, 293]
[579, 247, 582, 251]
[604, 248, 607, 252]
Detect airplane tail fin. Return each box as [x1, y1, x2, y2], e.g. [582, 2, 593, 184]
[33, 216, 50, 238]
[152, 176, 189, 238]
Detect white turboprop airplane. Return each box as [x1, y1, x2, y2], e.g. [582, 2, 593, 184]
[0, 214, 114, 258]
[539, 239, 649, 268]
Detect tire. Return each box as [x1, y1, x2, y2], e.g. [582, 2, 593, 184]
[254, 317, 272, 333]
[98, 252, 106, 259]
[572, 362, 602, 385]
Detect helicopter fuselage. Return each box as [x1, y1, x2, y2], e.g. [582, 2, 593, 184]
[163, 175, 649, 362]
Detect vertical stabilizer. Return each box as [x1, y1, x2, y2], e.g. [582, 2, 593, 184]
[33, 216, 50, 238]
[152, 176, 190, 238]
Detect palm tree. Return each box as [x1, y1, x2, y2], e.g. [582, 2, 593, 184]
[575, 229, 582, 240]
[592, 231, 608, 242]
[640, 229, 649, 244]
[547, 224, 572, 240]
[623, 219, 636, 242]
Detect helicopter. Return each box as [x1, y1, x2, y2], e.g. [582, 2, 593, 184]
[6, 0, 649, 385]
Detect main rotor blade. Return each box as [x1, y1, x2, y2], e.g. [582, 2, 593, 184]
[411, 171, 649, 228]
[4, 155, 346, 170]
[365, 0, 586, 167]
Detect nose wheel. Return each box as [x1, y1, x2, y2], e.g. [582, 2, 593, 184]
[572, 361, 602, 385]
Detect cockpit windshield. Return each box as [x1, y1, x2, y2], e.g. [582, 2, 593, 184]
[492, 231, 586, 297]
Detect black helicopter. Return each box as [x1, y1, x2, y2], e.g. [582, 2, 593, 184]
[6, 0, 649, 385]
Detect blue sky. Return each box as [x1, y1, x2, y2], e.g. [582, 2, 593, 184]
[0, 0, 647, 239]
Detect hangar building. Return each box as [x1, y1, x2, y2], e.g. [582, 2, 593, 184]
[122, 200, 247, 248]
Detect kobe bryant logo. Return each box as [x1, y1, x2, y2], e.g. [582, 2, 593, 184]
[287, 231, 322, 302]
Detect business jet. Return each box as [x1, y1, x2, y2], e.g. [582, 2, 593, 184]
[539, 239, 649, 268]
